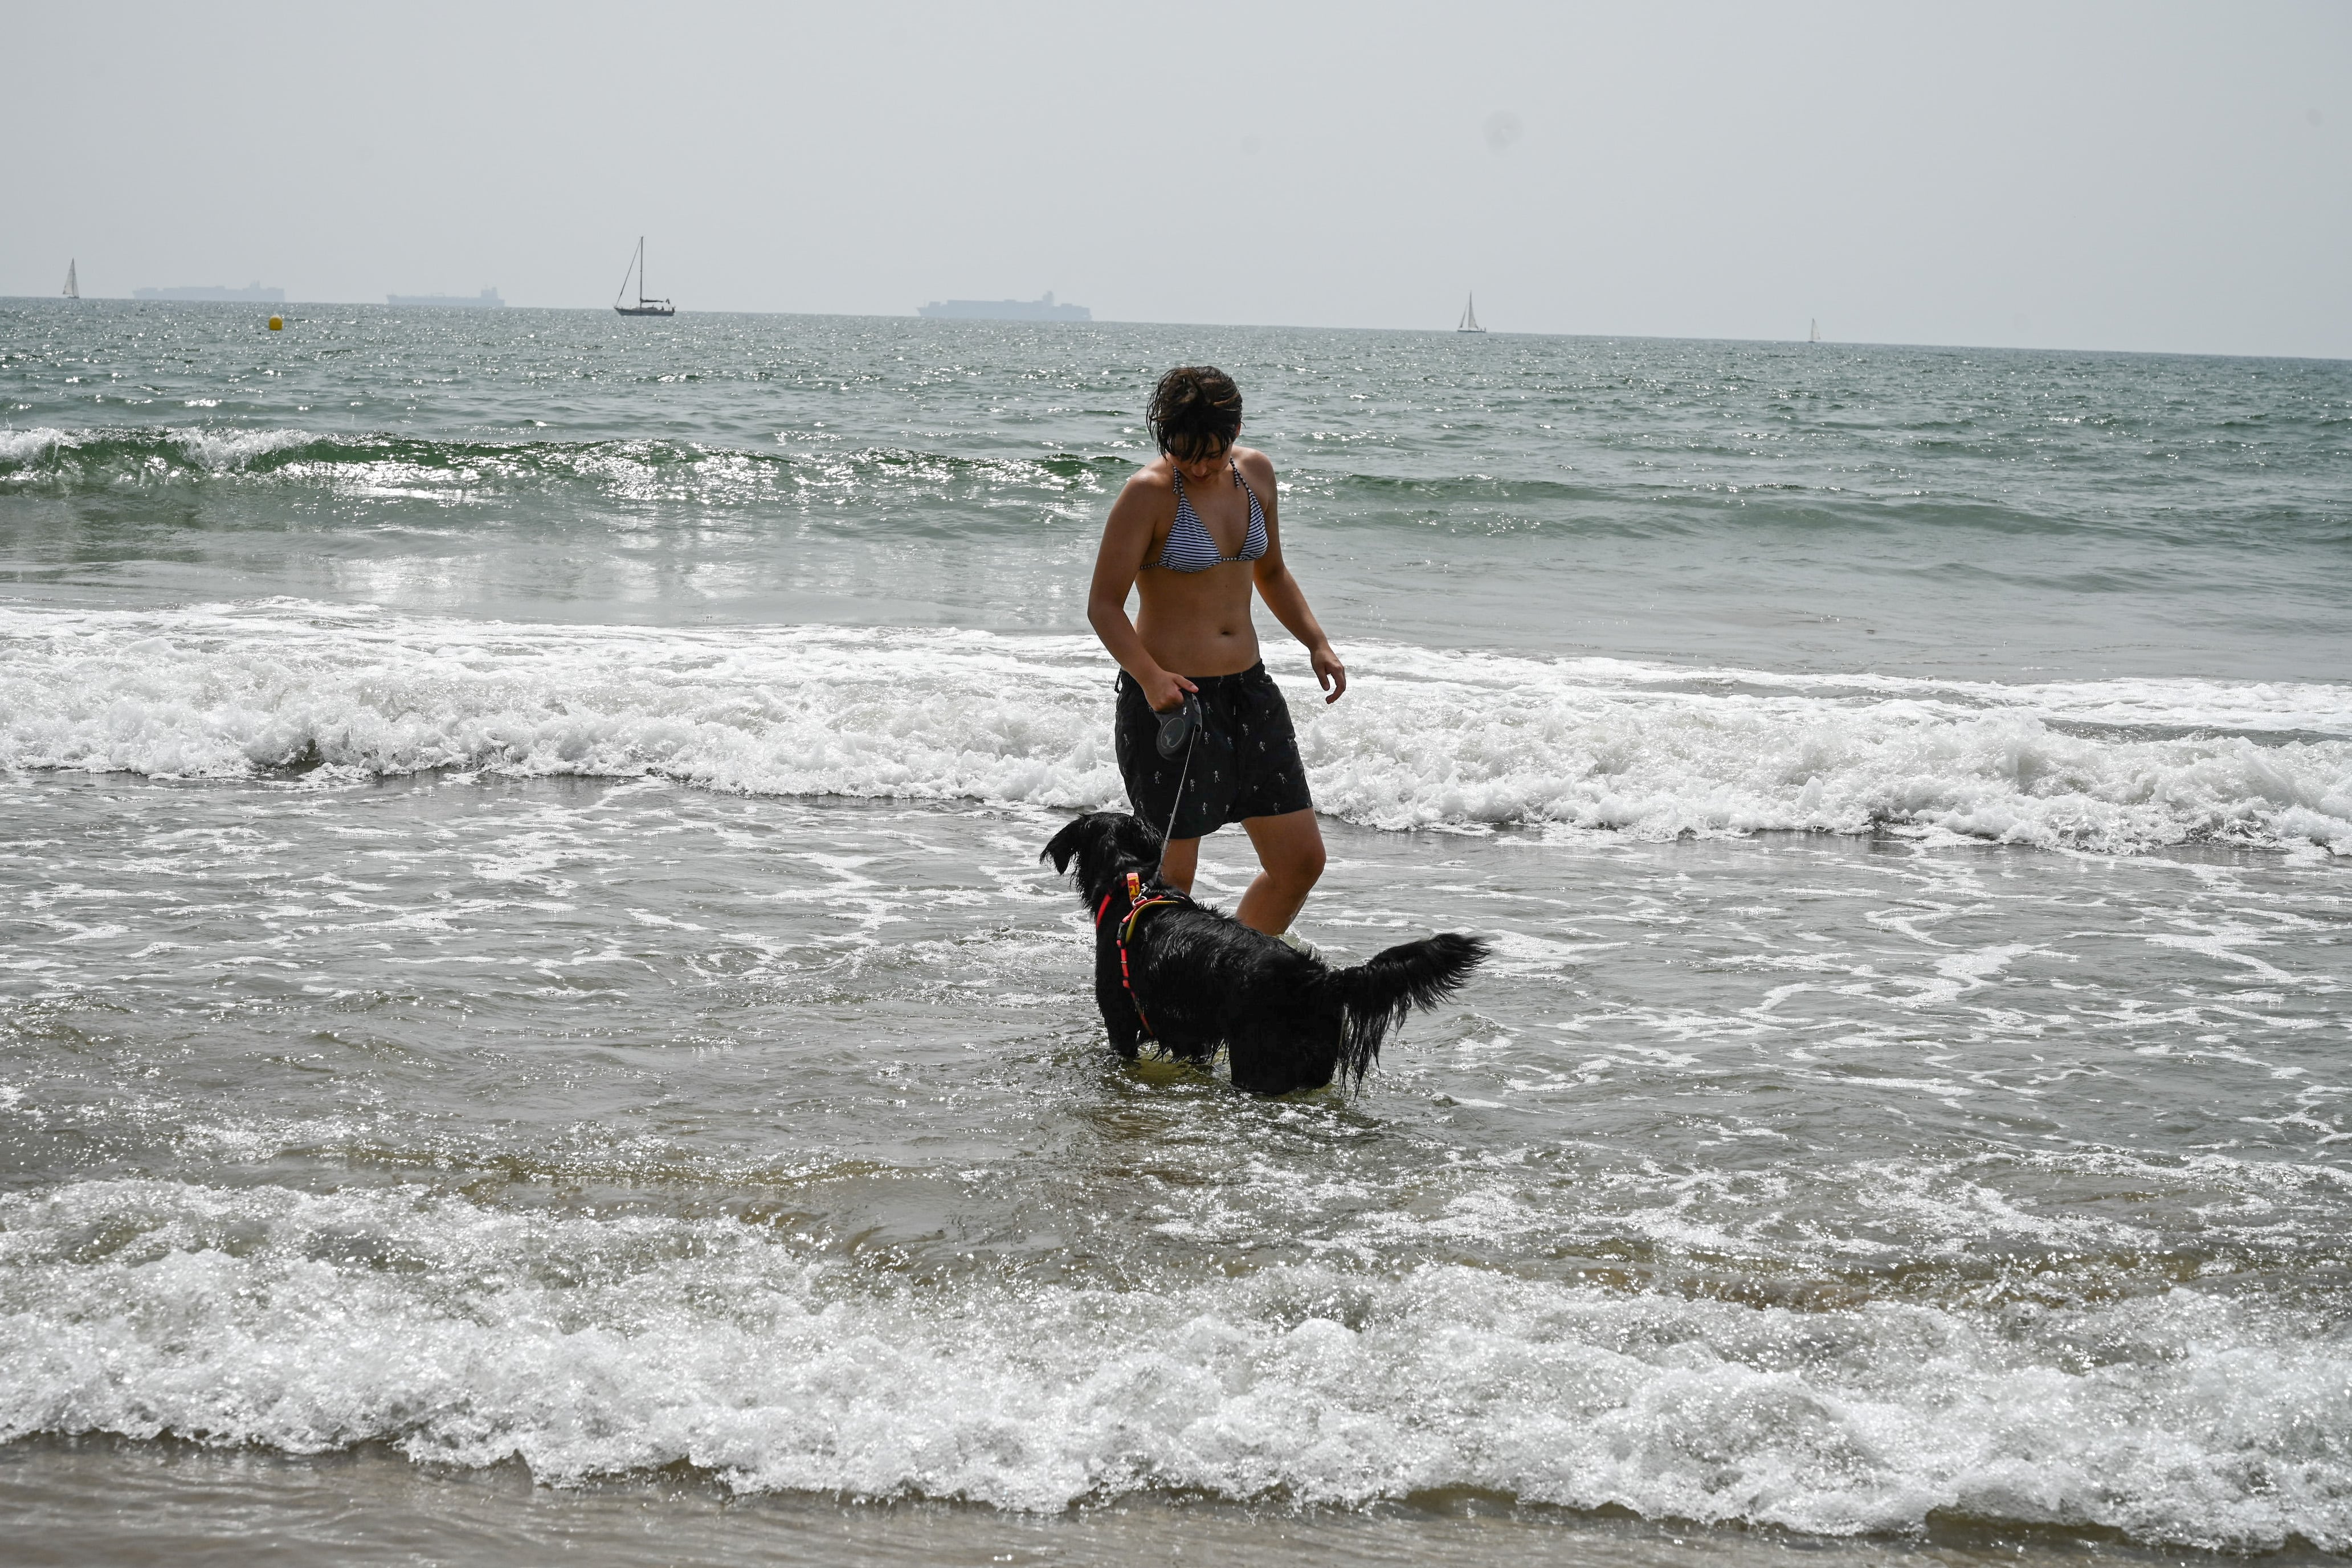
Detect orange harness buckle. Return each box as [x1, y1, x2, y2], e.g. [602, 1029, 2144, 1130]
[1100, 869, 1185, 1039]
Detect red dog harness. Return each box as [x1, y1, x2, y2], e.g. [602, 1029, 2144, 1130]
[1095, 869, 1187, 1038]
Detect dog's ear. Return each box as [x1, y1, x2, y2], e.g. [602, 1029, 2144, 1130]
[1121, 814, 1164, 860]
[1041, 815, 1093, 876]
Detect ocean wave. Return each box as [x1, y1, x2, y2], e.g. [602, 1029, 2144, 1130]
[1, 424, 319, 477]
[0, 426, 1127, 502]
[1, 606, 2345, 856]
[11, 426, 2325, 556]
[3, 1178, 2346, 1548]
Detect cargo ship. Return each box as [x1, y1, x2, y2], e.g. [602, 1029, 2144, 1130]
[917, 291, 1090, 322]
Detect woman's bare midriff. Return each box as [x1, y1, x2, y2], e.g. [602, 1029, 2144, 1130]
[1133, 563, 1260, 680]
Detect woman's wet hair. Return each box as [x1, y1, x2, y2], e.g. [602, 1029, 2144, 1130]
[1148, 366, 1243, 463]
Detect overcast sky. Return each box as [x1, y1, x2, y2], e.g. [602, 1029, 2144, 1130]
[9, 1, 2347, 357]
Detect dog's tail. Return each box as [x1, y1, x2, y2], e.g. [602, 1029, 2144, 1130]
[1324, 933, 1488, 1086]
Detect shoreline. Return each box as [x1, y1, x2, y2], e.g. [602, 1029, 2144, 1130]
[5, 1435, 2324, 1568]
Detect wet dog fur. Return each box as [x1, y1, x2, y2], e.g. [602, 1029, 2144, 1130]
[1042, 811, 1488, 1095]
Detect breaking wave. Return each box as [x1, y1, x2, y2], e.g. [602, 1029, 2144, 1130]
[1, 603, 2346, 856]
[4, 1178, 2347, 1549]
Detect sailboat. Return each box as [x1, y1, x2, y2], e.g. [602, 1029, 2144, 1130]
[612, 237, 675, 317]
[63, 260, 79, 300]
[1809, 318, 1820, 344]
[1457, 293, 1485, 334]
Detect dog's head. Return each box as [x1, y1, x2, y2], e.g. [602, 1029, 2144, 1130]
[1040, 811, 1163, 906]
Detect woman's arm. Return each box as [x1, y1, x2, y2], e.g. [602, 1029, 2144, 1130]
[1243, 452, 1347, 704]
[1087, 472, 1198, 713]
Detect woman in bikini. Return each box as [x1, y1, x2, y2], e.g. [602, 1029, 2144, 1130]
[1086, 364, 1346, 945]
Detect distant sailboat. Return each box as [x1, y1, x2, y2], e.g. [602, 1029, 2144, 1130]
[1457, 293, 1486, 334]
[613, 237, 675, 317]
[1810, 318, 1820, 344]
[63, 260, 79, 300]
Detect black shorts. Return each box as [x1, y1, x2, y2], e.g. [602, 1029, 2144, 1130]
[1115, 662, 1314, 840]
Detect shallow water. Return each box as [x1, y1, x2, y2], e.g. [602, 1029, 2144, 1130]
[2, 301, 2349, 1559]
[5, 775, 2346, 1547]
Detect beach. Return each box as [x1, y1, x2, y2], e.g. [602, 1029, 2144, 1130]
[2, 301, 2347, 1562]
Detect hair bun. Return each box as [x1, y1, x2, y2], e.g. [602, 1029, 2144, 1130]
[1148, 366, 1244, 462]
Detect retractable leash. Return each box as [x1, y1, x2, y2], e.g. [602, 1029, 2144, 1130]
[1152, 691, 1204, 883]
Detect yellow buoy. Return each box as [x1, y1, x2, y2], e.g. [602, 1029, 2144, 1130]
[268, 315, 283, 331]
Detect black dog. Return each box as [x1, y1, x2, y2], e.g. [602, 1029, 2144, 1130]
[1042, 812, 1488, 1095]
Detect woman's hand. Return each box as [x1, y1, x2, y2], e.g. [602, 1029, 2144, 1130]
[1144, 668, 1200, 713]
[1312, 643, 1348, 704]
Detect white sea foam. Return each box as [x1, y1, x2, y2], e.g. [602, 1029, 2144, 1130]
[0, 426, 71, 466]
[174, 425, 313, 468]
[3, 1179, 2346, 1549]
[0, 425, 316, 475]
[1, 604, 2345, 855]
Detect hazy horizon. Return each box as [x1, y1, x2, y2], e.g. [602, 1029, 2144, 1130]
[9, 0, 2348, 359]
[20, 297, 2352, 366]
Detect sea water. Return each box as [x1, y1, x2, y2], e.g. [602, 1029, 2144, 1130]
[1, 301, 2347, 1566]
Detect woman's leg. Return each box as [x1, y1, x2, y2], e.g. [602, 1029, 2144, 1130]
[1158, 835, 1200, 895]
[1235, 809, 1326, 935]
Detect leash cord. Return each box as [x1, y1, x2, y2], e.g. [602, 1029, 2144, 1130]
[1154, 722, 1199, 884]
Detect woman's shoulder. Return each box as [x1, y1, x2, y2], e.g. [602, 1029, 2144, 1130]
[1231, 446, 1277, 487]
[1111, 456, 1179, 514]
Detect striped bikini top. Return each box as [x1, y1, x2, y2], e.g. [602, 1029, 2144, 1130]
[1147, 461, 1269, 573]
